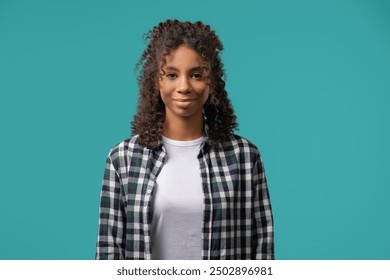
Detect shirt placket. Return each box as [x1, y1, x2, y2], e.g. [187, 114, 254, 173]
[198, 145, 213, 260]
[142, 148, 166, 259]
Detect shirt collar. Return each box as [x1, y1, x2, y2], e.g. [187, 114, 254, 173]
[149, 124, 214, 151]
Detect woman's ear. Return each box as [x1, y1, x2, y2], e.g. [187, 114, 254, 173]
[154, 81, 160, 95]
[155, 74, 162, 90]
[207, 90, 218, 106]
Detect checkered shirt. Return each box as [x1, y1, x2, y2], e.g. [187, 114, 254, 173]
[96, 134, 274, 259]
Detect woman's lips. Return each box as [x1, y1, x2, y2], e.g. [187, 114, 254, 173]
[173, 98, 197, 102]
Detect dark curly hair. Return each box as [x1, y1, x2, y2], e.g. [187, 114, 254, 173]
[131, 19, 238, 147]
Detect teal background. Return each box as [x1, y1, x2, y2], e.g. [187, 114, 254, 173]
[1, 0, 389, 259]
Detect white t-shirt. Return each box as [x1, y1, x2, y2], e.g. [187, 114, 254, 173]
[151, 136, 203, 260]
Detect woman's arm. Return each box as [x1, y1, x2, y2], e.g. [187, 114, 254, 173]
[96, 150, 127, 260]
[252, 153, 275, 260]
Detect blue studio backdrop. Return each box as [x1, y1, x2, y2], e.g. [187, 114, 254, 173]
[0, 0, 389, 259]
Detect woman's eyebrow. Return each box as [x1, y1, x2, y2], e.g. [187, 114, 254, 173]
[164, 66, 204, 71]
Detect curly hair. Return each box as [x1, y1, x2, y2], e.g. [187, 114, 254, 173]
[131, 19, 238, 147]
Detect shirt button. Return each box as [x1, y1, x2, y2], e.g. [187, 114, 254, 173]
[155, 161, 161, 167]
[144, 225, 149, 230]
[146, 189, 152, 194]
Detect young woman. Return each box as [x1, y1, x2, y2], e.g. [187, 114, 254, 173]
[96, 19, 274, 260]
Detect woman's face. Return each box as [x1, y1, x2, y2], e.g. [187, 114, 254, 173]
[158, 45, 209, 123]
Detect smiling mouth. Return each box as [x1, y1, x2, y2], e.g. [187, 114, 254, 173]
[173, 98, 197, 102]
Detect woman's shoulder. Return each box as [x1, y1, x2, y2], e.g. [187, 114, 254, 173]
[223, 134, 261, 153]
[107, 135, 147, 159]
[213, 134, 263, 163]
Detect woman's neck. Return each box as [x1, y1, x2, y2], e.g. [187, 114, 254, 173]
[162, 115, 204, 141]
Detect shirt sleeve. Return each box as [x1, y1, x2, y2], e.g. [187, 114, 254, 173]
[252, 153, 275, 260]
[96, 150, 127, 259]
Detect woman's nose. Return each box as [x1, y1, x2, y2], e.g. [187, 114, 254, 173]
[177, 76, 191, 94]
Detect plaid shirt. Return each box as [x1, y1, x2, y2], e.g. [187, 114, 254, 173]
[96, 134, 274, 260]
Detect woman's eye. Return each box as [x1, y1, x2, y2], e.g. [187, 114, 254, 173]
[192, 73, 203, 79]
[166, 73, 177, 79]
